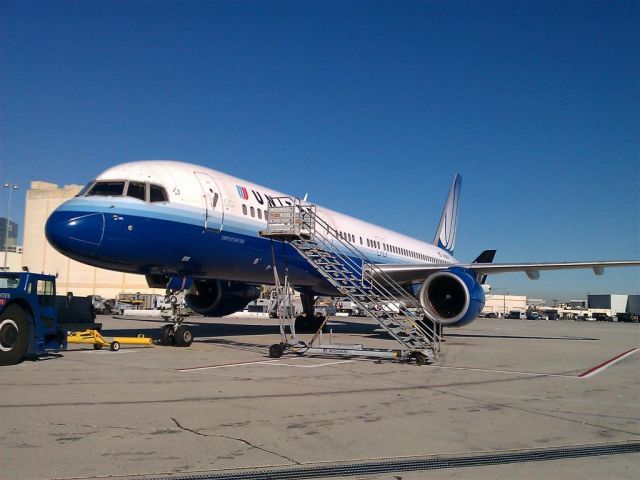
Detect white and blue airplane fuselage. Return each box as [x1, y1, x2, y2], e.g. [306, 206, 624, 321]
[45, 160, 639, 326]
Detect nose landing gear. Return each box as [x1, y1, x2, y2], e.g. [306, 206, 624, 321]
[159, 288, 193, 347]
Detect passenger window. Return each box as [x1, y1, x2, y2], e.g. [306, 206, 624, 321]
[257, 209, 262, 220]
[150, 184, 168, 202]
[87, 181, 125, 197]
[360, 237, 363, 245]
[250, 206, 255, 217]
[242, 204, 248, 215]
[212, 192, 219, 209]
[126, 182, 146, 201]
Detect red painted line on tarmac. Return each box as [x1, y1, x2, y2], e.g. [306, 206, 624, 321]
[577, 348, 639, 378]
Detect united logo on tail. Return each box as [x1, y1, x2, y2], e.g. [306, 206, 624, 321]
[433, 174, 462, 255]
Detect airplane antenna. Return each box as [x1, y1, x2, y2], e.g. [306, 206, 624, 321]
[302, 193, 308, 202]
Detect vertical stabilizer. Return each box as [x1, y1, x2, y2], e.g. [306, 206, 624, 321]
[432, 174, 462, 255]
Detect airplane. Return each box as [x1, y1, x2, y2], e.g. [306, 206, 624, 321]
[44, 160, 640, 346]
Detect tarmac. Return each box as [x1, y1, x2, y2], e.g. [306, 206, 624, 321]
[1, 315, 638, 479]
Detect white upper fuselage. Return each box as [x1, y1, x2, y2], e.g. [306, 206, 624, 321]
[95, 160, 456, 267]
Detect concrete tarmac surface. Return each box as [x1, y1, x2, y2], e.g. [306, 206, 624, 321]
[1, 315, 638, 479]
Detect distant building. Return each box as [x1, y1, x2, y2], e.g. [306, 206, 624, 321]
[567, 299, 587, 309]
[526, 298, 545, 308]
[0, 217, 18, 250]
[1, 247, 23, 272]
[21, 181, 162, 298]
[483, 295, 527, 315]
[588, 294, 640, 315]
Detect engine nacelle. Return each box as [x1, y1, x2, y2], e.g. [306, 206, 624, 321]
[185, 280, 259, 317]
[419, 267, 485, 328]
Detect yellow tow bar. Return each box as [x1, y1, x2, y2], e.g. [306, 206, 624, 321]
[67, 329, 153, 351]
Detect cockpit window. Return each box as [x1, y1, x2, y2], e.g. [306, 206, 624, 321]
[87, 181, 125, 197]
[126, 182, 146, 201]
[149, 184, 168, 203]
[76, 181, 95, 197]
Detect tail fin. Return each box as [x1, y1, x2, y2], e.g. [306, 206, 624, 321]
[432, 174, 462, 255]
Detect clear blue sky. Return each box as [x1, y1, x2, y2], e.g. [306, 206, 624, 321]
[1, 0, 638, 301]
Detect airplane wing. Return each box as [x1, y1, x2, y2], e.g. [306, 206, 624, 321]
[370, 260, 640, 284]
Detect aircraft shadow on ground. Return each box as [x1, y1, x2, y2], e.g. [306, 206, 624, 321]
[100, 318, 598, 342]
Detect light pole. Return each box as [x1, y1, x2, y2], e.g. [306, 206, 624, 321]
[3, 182, 18, 272]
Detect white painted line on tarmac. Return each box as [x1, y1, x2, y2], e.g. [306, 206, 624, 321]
[178, 357, 354, 372]
[577, 348, 639, 378]
[75, 349, 140, 355]
[262, 360, 355, 368]
[177, 359, 281, 371]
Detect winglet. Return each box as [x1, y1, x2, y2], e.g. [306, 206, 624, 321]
[433, 174, 462, 255]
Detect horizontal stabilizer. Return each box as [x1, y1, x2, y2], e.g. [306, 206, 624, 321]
[473, 250, 496, 264]
[473, 249, 496, 284]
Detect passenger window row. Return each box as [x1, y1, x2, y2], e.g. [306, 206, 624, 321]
[336, 229, 447, 264]
[242, 204, 268, 220]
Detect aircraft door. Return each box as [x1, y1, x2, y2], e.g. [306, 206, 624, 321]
[194, 172, 224, 231]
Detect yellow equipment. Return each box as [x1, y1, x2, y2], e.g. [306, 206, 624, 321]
[67, 329, 153, 351]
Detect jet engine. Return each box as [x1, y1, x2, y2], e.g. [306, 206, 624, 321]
[185, 280, 260, 317]
[419, 267, 485, 328]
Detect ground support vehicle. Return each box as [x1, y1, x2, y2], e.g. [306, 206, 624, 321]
[67, 329, 153, 351]
[0, 272, 68, 365]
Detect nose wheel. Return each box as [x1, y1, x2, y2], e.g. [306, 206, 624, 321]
[159, 285, 194, 347]
[159, 324, 175, 346]
[158, 324, 194, 347]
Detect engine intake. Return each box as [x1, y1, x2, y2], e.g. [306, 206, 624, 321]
[419, 267, 485, 327]
[185, 280, 259, 317]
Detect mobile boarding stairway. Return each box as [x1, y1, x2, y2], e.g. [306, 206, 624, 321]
[259, 197, 441, 365]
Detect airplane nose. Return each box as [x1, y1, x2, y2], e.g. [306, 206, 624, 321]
[45, 211, 105, 257]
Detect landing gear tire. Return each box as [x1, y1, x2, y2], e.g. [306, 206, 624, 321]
[110, 341, 120, 352]
[174, 326, 193, 347]
[159, 325, 175, 346]
[0, 305, 30, 366]
[269, 343, 285, 358]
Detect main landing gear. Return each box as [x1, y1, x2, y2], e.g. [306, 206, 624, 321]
[294, 292, 327, 333]
[159, 289, 193, 347]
